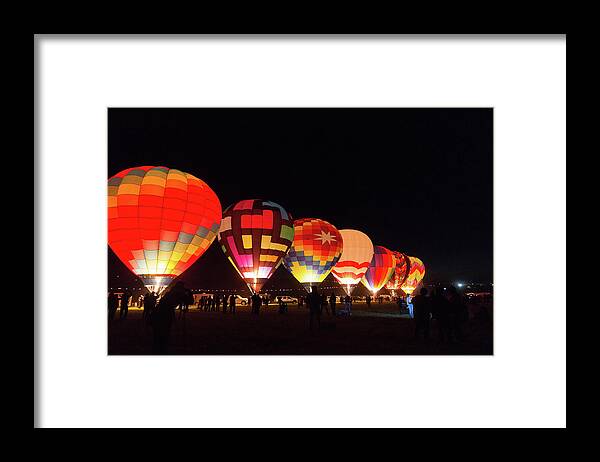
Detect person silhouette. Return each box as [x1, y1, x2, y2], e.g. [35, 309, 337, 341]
[412, 288, 431, 340]
[308, 286, 322, 331]
[229, 294, 236, 314]
[329, 292, 336, 317]
[120, 290, 131, 319]
[344, 294, 352, 316]
[151, 282, 184, 354]
[320, 293, 329, 315]
[366, 294, 371, 308]
[251, 293, 262, 315]
[143, 291, 157, 323]
[108, 291, 119, 321]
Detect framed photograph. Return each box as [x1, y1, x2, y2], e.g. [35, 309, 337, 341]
[35, 34, 566, 428]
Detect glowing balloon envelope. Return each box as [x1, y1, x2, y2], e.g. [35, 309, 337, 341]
[401, 256, 426, 295]
[282, 218, 343, 291]
[218, 199, 294, 293]
[385, 251, 410, 295]
[331, 229, 374, 296]
[108, 166, 222, 292]
[361, 245, 397, 295]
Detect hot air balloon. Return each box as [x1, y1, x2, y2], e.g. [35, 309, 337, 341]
[385, 251, 410, 296]
[282, 218, 343, 291]
[331, 229, 374, 296]
[218, 199, 294, 294]
[400, 256, 426, 295]
[108, 166, 222, 293]
[361, 246, 397, 296]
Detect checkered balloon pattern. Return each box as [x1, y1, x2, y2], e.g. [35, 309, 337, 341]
[401, 256, 426, 295]
[385, 251, 410, 291]
[331, 229, 374, 295]
[361, 246, 397, 294]
[218, 199, 294, 293]
[282, 218, 343, 289]
[108, 166, 222, 289]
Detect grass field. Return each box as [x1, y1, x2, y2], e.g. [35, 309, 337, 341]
[108, 301, 493, 355]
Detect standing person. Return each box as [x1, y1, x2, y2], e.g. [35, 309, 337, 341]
[406, 295, 414, 318]
[344, 294, 352, 316]
[366, 294, 371, 308]
[412, 288, 431, 339]
[143, 291, 155, 322]
[222, 294, 228, 313]
[307, 286, 322, 332]
[329, 292, 337, 317]
[210, 295, 216, 311]
[278, 296, 284, 313]
[251, 293, 262, 315]
[120, 290, 131, 320]
[151, 282, 184, 354]
[229, 294, 236, 314]
[108, 291, 119, 321]
[185, 289, 194, 312]
[215, 294, 221, 312]
[321, 293, 329, 315]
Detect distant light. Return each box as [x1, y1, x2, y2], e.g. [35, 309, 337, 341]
[457, 283, 464, 288]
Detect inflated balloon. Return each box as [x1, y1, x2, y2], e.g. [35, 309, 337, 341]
[361, 246, 397, 295]
[331, 229, 374, 296]
[282, 218, 343, 291]
[218, 199, 294, 293]
[108, 166, 222, 292]
[401, 256, 426, 295]
[385, 251, 410, 295]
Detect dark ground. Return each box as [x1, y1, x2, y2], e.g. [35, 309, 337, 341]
[108, 302, 493, 355]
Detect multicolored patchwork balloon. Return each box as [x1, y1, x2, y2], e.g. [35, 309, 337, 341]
[218, 199, 294, 294]
[108, 166, 222, 292]
[282, 218, 343, 291]
[361, 246, 397, 295]
[401, 256, 426, 295]
[385, 251, 410, 294]
[331, 229, 374, 296]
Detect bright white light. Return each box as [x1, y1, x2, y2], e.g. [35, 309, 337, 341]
[457, 283, 464, 288]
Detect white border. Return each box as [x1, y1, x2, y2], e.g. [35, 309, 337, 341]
[35, 35, 566, 428]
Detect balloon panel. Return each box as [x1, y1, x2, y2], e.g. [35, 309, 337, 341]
[282, 218, 343, 287]
[218, 199, 294, 292]
[331, 229, 374, 289]
[401, 256, 426, 294]
[385, 251, 410, 290]
[362, 246, 397, 293]
[108, 166, 222, 283]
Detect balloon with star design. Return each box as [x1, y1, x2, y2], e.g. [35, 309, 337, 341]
[282, 218, 344, 291]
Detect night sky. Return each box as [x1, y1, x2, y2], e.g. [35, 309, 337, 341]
[108, 108, 493, 292]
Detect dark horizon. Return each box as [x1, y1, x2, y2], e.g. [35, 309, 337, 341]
[108, 108, 493, 290]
